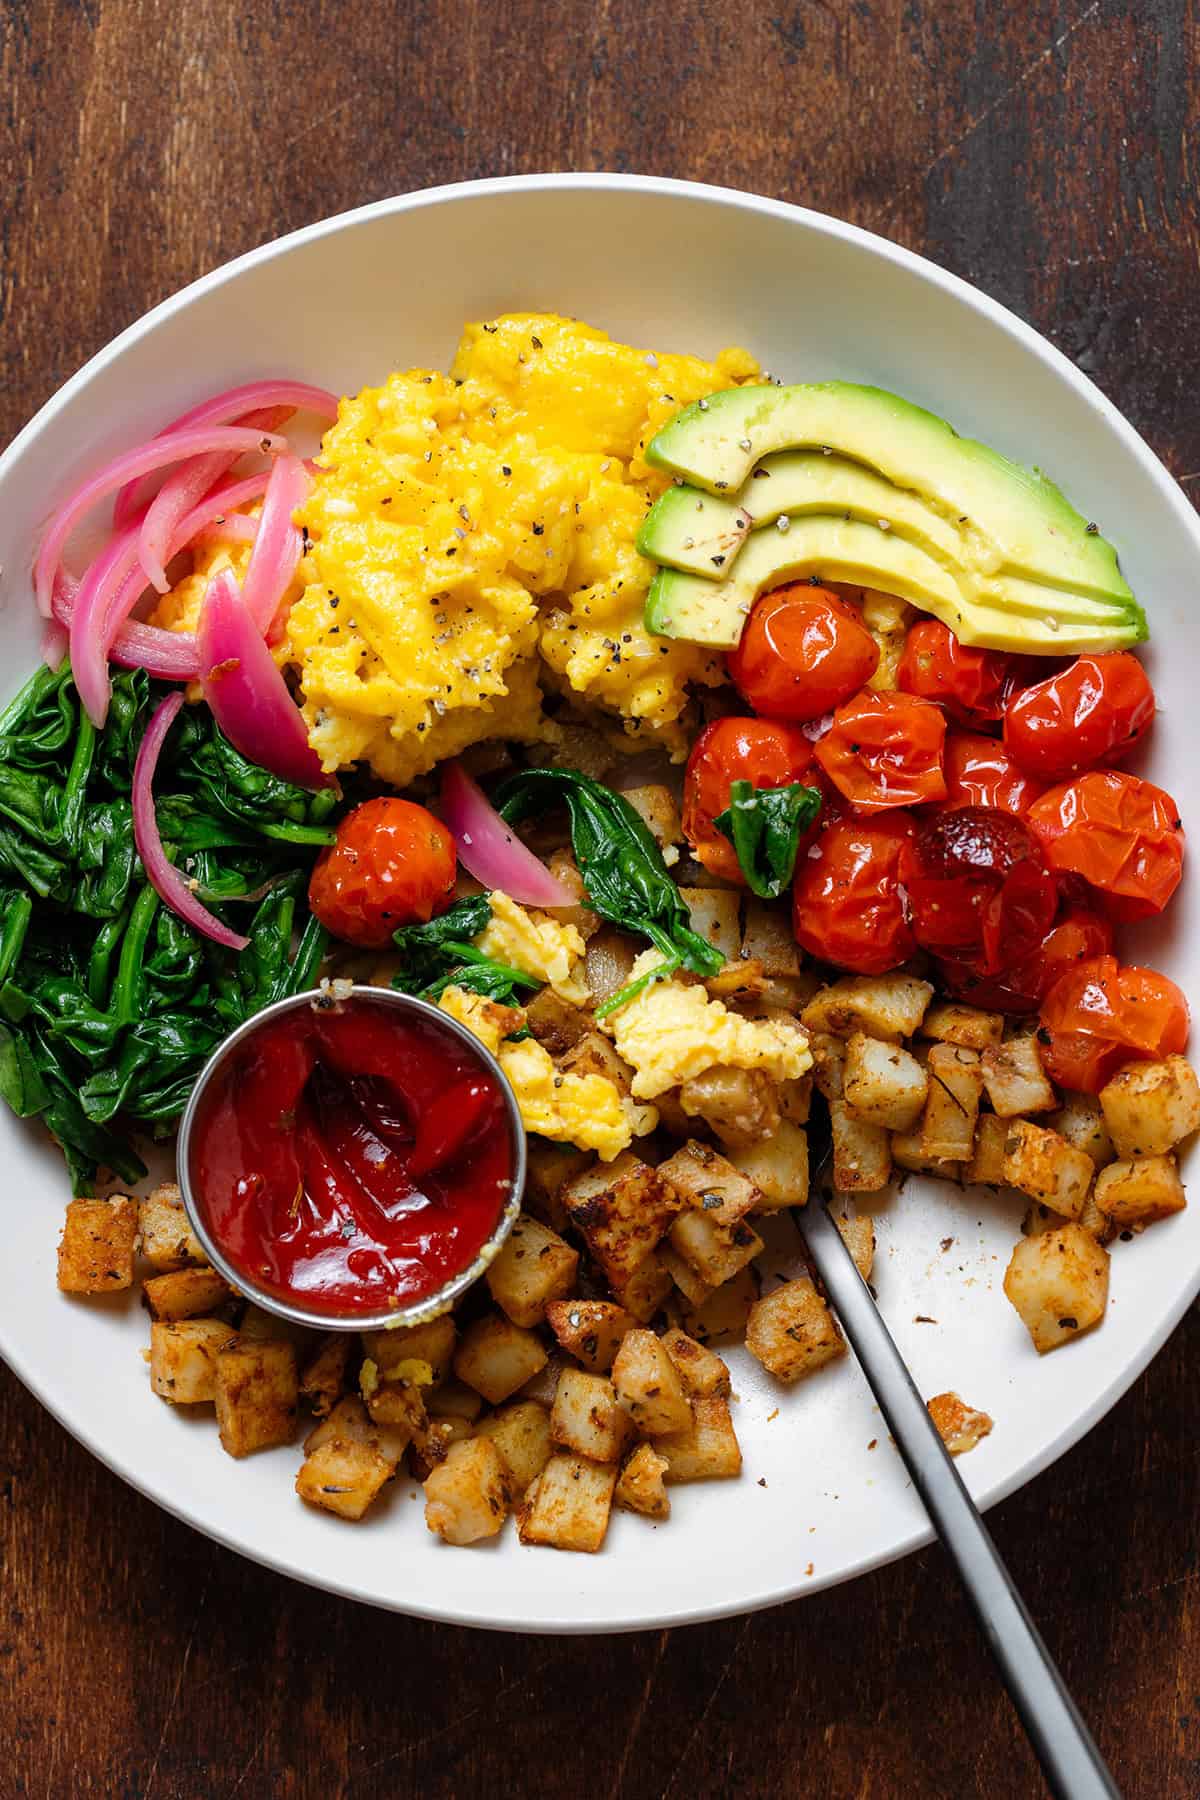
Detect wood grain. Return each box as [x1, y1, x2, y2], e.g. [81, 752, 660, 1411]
[2, 2, 1199, 1795]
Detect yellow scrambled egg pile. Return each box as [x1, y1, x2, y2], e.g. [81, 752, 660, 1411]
[276, 313, 756, 784]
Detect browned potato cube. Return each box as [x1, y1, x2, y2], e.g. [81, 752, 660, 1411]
[1003, 1120, 1094, 1220]
[563, 1152, 680, 1282]
[525, 989, 592, 1056]
[669, 1209, 764, 1288]
[843, 1033, 929, 1132]
[454, 1312, 547, 1405]
[830, 1100, 892, 1193]
[965, 1113, 1010, 1186]
[295, 1438, 395, 1521]
[560, 1031, 635, 1095]
[475, 1400, 553, 1491]
[149, 1318, 232, 1404]
[235, 1304, 313, 1349]
[608, 1252, 674, 1324]
[423, 1438, 512, 1545]
[408, 1415, 472, 1483]
[428, 1379, 484, 1423]
[680, 886, 741, 961]
[1099, 1056, 1200, 1159]
[809, 1032, 846, 1101]
[624, 783, 683, 852]
[834, 1211, 875, 1280]
[485, 1214, 578, 1327]
[660, 1329, 731, 1398]
[1003, 1224, 1110, 1352]
[518, 1453, 619, 1552]
[299, 1334, 351, 1417]
[303, 1394, 409, 1466]
[57, 1196, 138, 1293]
[891, 1128, 961, 1182]
[584, 928, 639, 1005]
[543, 1298, 636, 1371]
[615, 1443, 671, 1518]
[214, 1339, 298, 1457]
[543, 847, 601, 939]
[680, 1266, 758, 1342]
[741, 901, 802, 977]
[659, 1243, 713, 1308]
[524, 1137, 590, 1233]
[656, 1395, 742, 1482]
[802, 974, 933, 1042]
[362, 1315, 456, 1386]
[610, 1329, 693, 1436]
[921, 1044, 983, 1162]
[927, 1392, 994, 1456]
[981, 1031, 1056, 1118]
[657, 1140, 762, 1226]
[1093, 1155, 1187, 1227]
[1047, 1095, 1115, 1169]
[362, 1366, 428, 1436]
[726, 1121, 809, 1210]
[549, 1368, 635, 1462]
[745, 1279, 845, 1382]
[143, 1266, 233, 1321]
[678, 1065, 780, 1147]
[137, 1183, 206, 1272]
[779, 1075, 813, 1124]
[921, 1002, 1003, 1051]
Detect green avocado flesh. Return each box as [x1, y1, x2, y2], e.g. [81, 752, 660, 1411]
[640, 382, 1144, 653]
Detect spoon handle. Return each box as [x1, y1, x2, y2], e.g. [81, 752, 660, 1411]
[802, 1193, 1121, 1800]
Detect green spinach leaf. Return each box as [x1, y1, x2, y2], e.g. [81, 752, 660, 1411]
[714, 780, 822, 900]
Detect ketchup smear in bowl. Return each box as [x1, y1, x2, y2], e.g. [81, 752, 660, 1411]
[185, 992, 517, 1319]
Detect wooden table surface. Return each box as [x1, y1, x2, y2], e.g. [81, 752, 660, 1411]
[2, 3, 1198, 1795]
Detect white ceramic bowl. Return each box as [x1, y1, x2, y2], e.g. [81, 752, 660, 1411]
[1, 174, 1196, 1634]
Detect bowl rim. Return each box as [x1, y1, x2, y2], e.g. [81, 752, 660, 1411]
[2, 171, 1199, 1633]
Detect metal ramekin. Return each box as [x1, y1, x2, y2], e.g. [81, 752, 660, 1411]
[176, 984, 526, 1334]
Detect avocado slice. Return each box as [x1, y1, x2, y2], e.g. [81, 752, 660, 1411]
[645, 383, 1131, 604]
[644, 514, 1147, 654]
[637, 449, 964, 578]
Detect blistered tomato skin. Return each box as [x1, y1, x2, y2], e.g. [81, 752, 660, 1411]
[308, 796, 457, 947]
[1003, 652, 1155, 782]
[897, 619, 1014, 725]
[813, 690, 948, 813]
[937, 906, 1113, 1014]
[1038, 955, 1190, 1092]
[940, 732, 1043, 816]
[1027, 769, 1184, 921]
[682, 716, 815, 883]
[728, 584, 879, 722]
[792, 812, 916, 974]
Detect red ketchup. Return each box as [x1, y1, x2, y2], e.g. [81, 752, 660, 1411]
[187, 994, 515, 1317]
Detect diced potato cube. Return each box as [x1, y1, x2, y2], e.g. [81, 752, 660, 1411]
[624, 784, 683, 851]
[834, 1211, 875, 1280]
[408, 1415, 471, 1483]
[680, 886, 741, 961]
[704, 957, 765, 1001]
[1099, 1056, 1200, 1160]
[891, 1128, 961, 1182]
[1078, 1188, 1118, 1247]
[726, 1121, 809, 1210]
[362, 1315, 456, 1387]
[660, 1242, 713, 1308]
[1093, 1155, 1187, 1227]
[454, 1312, 548, 1405]
[303, 1395, 409, 1465]
[830, 1099, 891, 1193]
[678, 1066, 780, 1148]
[423, 1438, 512, 1545]
[524, 1137, 590, 1233]
[543, 847, 601, 938]
[965, 1113, 1009, 1186]
[362, 1368, 428, 1435]
[610, 1329, 693, 1436]
[427, 1378, 484, 1423]
[843, 1033, 929, 1132]
[214, 1339, 298, 1457]
[475, 1400, 553, 1492]
[543, 1298, 636, 1371]
[1003, 1224, 1110, 1353]
[149, 1318, 232, 1404]
[754, 973, 821, 1013]
[809, 1032, 845, 1101]
[745, 1278, 845, 1382]
[779, 1075, 812, 1124]
[680, 1266, 758, 1342]
[921, 1001, 1004, 1051]
[515, 1351, 570, 1409]
[927, 1391, 994, 1456]
[656, 1395, 742, 1482]
[296, 1438, 395, 1521]
[981, 1031, 1056, 1118]
[560, 1030, 635, 1095]
[584, 928, 639, 1005]
[615, 1443, 671, 1518]
[299, 1335, 351, 1417]
[741, 902, 802, 977]
[1047, 1094, 1115, 1169]
[659, 1329, 731, 1398]
[526, 988, 592, 1056]
[657, 1140, 762, 1225]
[518, 1453, 618, 1552]
[550, 1367, 635, 1462]
[1003, 1120, 1094, 1220]
[235, 1304, 313, 1349]
[921, 1044, 983, 1162]
[802, 973, 933, 1042]
[137, 1183, 206, 1272]
[143, 1266, 233, 1321]
[57, 1196, 138, 1293]
[1021, 1201, 1067, 1237]
[563, 1152, 680, 1282]
[669, 1208, 764, 1288]
[485, 1214, 579, 1327]
[608, 1252, 674, 1324]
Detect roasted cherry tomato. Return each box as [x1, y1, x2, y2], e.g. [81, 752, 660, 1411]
[937, 905, 1113, 1013]
[308, 796, 456, 947]
[940, 732, 1043, 816]
[1038, 955, 1189, 1093]
[728, 584, 879, 722]
[1026, 769, 1184, 920]
[896, 619, 1016, 725]
[813, 689, 947, 812]
[792, 811, 916, 974]
[682, 716, 815, 884]
[904, 808, 1055, 972]
[1003, 652, 1155, 782]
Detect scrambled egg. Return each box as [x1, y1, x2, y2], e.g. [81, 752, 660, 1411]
[438, 985, 655, 1161]
[603, 952, 812, 1100]
[476, 891, 589, 1006]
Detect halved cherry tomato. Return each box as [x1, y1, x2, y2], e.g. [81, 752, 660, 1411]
[904, 808, 1055, 971]
[897, 619, 1015, 725]
[682, 716, 815, 884]
[308, 796, 456, 947]
[792, 811, 916, 974]
[1027, 769, 1184, 920]
[1003, 652, 1155, 782]
[1038, 955, 1189, 1092]
[813, 689, 947, 812]
[937, 905, 1113, 1013]
[728, 584, 879, 722]
[940, 732, 1044, 816]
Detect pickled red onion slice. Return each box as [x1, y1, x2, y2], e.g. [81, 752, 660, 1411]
[135, 404, 289, 595]
[440, 761, 572, 907]
[197, 570, 330, 790]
